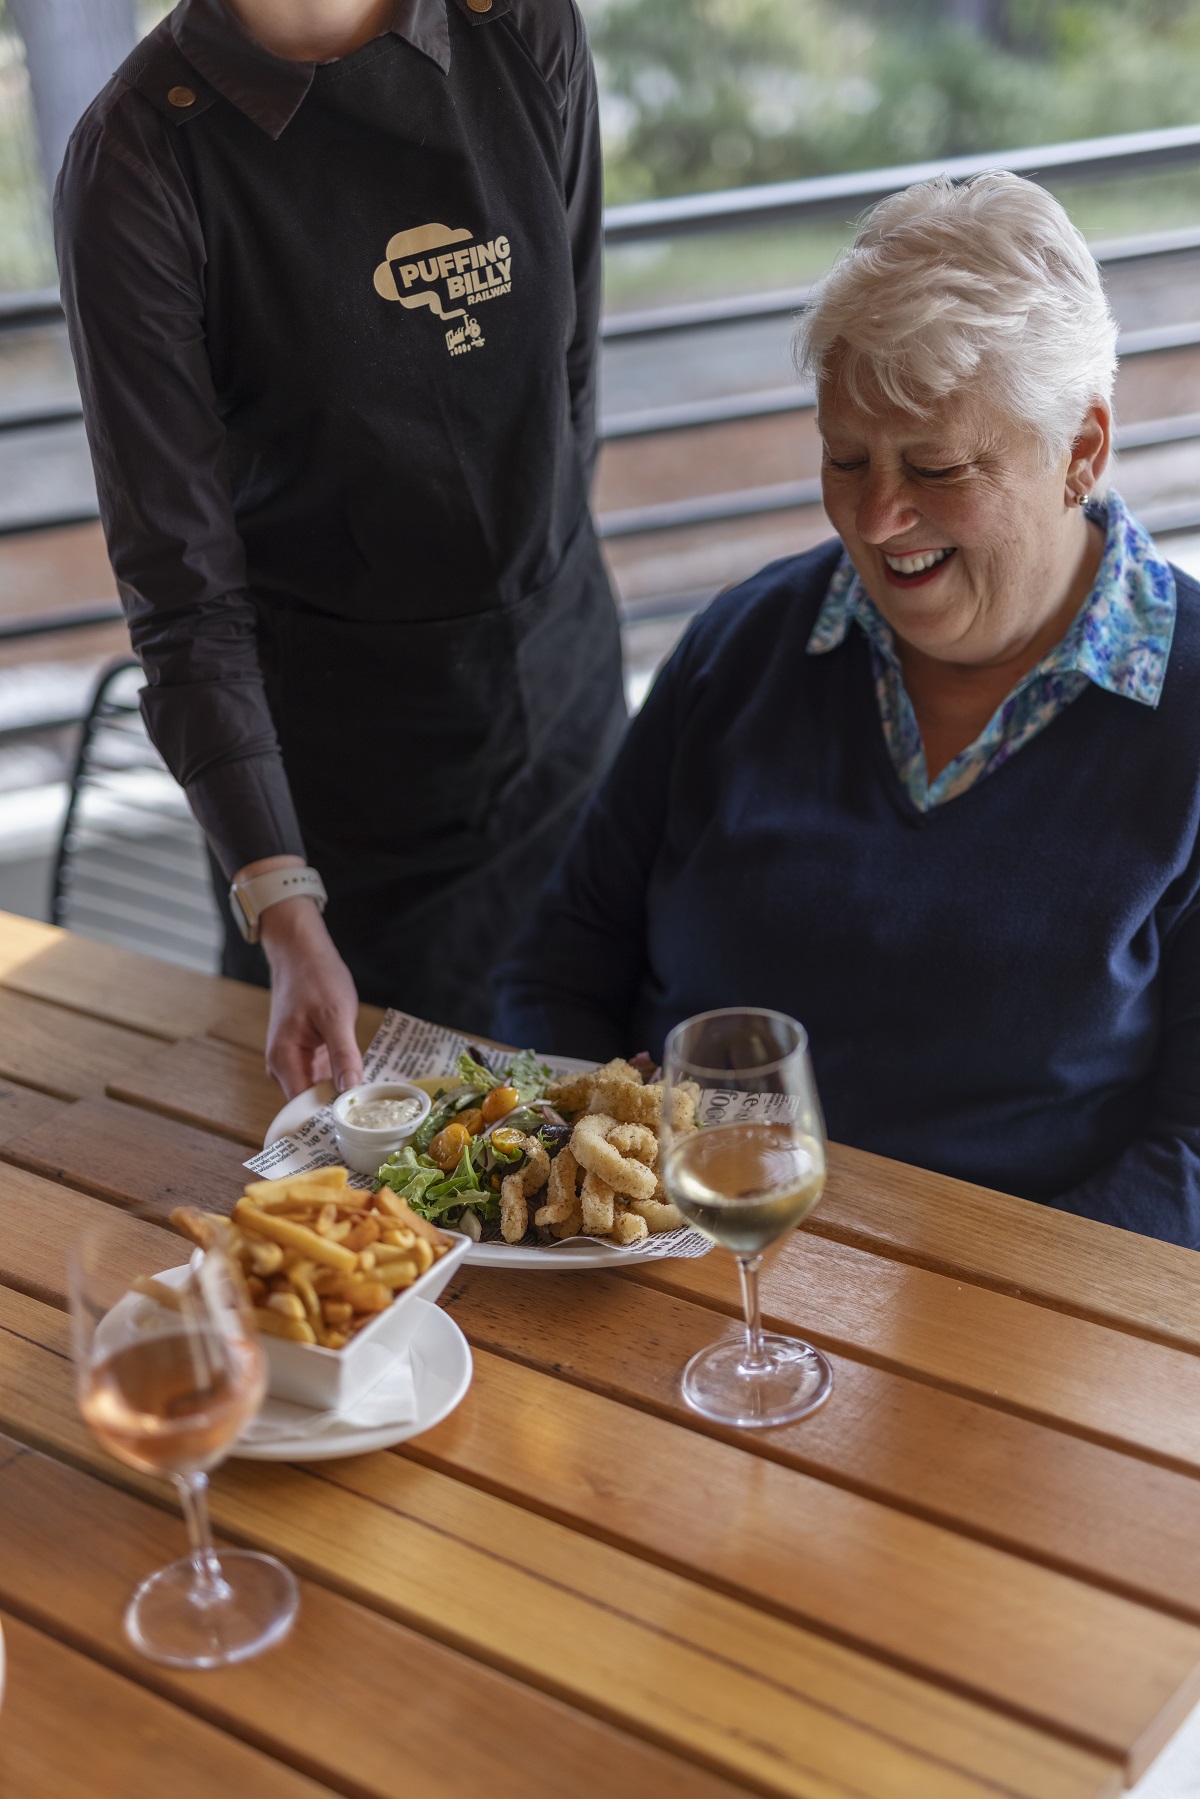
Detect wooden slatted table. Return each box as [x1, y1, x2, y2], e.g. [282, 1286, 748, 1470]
[0, 907, 1198, 1797]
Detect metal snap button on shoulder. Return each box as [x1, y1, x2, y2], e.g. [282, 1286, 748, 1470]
[465, 0, 493, 13]
[168, 84, 196, 108]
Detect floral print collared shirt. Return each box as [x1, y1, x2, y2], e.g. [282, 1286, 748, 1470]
[805, 489, 1178, 810]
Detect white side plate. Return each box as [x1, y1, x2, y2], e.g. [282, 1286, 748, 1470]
[233, 1300, 473, 1461]
[264, 1081, 336, 1148]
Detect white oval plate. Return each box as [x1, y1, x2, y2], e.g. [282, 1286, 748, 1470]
[264, 1081, 336, 1148]
[233, 1301, 472, 1462]
[262, 1089, 669, 1269]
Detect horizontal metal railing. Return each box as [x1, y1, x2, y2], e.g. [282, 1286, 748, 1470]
[602, 123, 1200, 243]
[0, 285, 59, 331]
[0, 600, 124, 640]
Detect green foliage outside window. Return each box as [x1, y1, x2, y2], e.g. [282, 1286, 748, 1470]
[587, 0, 1200, 201]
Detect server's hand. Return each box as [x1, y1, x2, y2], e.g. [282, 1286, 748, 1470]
[260, 898, 364, 1099]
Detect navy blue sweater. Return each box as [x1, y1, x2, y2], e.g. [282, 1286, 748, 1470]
[495, 541, 1200, 1246]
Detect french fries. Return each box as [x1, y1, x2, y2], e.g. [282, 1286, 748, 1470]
[172, 1168, 450, 1350]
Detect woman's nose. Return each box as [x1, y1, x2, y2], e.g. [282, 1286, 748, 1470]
[856, 472, 921, 545]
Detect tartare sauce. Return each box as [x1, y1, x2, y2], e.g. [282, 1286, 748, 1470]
[343, 1095, 423, 1131]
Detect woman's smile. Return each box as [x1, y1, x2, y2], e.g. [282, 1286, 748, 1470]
[881, 547, 958, 587]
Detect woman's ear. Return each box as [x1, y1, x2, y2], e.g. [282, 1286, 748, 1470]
[1068, 402, 1111, 498]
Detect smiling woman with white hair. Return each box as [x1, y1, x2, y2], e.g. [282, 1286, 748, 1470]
[495, 172, 1200, 1247]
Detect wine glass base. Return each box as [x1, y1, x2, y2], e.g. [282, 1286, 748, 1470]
[125, 1550, 299, 1669]
[681, 1332, 833, 1428]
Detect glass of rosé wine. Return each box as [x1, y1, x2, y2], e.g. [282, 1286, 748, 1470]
[69, 1221, 299, 1667]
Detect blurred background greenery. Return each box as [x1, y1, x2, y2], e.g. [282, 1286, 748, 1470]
[0, 0, 171, 290]
[591, 0, 1200, 200]
[1, 0, 1199, 301]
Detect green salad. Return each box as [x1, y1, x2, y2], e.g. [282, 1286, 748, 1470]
[375, 1048, 572, 1239]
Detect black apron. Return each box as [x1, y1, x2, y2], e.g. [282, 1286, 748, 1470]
[147, 11, 625, 1031]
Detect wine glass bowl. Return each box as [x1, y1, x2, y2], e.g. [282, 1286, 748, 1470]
[69, 1223, 299, 1668]
[660, 1007, 833, 1428]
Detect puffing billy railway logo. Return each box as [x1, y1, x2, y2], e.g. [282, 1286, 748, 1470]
[373, 221, 511, 355]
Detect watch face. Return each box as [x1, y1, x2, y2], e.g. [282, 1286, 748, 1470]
[228, 887, 257, 943]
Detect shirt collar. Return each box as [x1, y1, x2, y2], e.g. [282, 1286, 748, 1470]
[806, 488, 1177, 709]
[172, 0, 491, 138]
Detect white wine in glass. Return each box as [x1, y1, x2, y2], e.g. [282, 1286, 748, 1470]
[70, 1224, 299, 1668]
[661, 1008, 833, 1428]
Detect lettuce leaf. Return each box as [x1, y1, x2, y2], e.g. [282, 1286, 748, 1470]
[454, 1049, 505, 1091]
[377, 1141, 493, 1222]
[505, 1048, 552, 1105]
[453, 1046, 551, 1107]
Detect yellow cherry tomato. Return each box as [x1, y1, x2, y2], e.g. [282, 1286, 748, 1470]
[429, 1121, 472, 1173]
[481, 1085, 520, 1125]
[457, 1107, 485, 1138]
[490, 1127, 524, 1156]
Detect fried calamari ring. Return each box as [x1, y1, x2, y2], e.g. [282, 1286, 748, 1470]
[519, 1135, 550, 1195]
[668, 1081, 701, 1131]
[570, 1112, 658, 1202]
[630, 1196, 686, 1233]
[580, 1169, 616, 1236]
[587, 1078, 699, 1133]
[610, 1208, 649, 1245]
[499, 1134, 551, 1244]
[551, 1201, 584, 1239]
[590, 1078, 659, 1128]
[499, 1173, 528, 1244]
[544, 1070, 597, 1115]
[535, 1146, 579, 1227]
[547, 1058, 643, 1117]
[607, 1122, 657, 1167]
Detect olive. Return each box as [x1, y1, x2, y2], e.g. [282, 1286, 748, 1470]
[429, 1121, 472, 1172]
[481, 1085, 520, 1124]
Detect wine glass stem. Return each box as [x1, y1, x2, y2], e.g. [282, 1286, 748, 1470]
[173, 1471, 232, 1607]
[736, 1253, 770, 1375]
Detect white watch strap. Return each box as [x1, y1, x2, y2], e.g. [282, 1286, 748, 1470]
[230, 866, 327, 942]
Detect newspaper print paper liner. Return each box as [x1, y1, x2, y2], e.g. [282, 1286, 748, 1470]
[248, 1008, 713, 1268]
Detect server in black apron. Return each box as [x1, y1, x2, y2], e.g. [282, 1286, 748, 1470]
[55, 0, 625, 1094]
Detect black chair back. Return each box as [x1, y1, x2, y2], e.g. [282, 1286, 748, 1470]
[50, 658, 223, 971]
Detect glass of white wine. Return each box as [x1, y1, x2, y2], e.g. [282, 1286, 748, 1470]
[660, 1007, 833, 1428]
[69, 1221, 300, 1667]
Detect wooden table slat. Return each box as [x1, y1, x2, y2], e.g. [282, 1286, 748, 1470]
[0, 1163, 179, 1309]
[626, 1231, 1200, 1474]
[0, 1285, 1127, 1799]
[0, 989, 160, 1102]
[0, 911, 239, 1042]
[0, 1077, 67, 1148]
[107, 1034, 285, 1148]
[815, 1141, 1200, 1354]
[388, 1338, 1200, 1764]
[0, 1609, 337, 1799]
[440, 1267, 1200, 1627]
[2, 1095, 250, 1217]
[0, 1442, 753, 1799]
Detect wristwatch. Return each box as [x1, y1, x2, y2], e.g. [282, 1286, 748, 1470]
[228, 866, 328, 944]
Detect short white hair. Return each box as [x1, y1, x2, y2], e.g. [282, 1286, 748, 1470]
[796, 172, 1118, 462]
